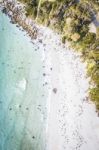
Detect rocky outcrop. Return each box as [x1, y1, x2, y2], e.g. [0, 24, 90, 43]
[0, 0, 38, 39]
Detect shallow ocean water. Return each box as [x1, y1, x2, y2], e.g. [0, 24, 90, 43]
[0, 11, 46, 150]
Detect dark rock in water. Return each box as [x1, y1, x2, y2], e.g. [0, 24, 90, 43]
[2, 28, 5, 31]
[32, 136, 35, 139]
[43, 73, 46, 76]
[10, 19, 16, 24]
[13, 70, 16, 74]
[9, 107, 12, 111]
[19, 105, 21, 108]
[1, 62, 5, 65]
[16, 24, 19, 27]
[2, 8, 7, 14]
[53, 88, 57, 94]
[26, 107, 29, 110]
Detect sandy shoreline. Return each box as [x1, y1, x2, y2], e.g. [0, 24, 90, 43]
[1, 0, 99, 150]
[36, 27, 99, 150]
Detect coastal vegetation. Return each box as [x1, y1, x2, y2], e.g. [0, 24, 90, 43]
[13, 0, 99, 110]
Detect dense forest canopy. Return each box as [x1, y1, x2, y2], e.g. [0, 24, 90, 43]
[18, 0, 99, 110]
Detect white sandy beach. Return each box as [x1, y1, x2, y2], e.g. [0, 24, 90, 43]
[1, 0, 99, 149]
[35, 27, 99, 150]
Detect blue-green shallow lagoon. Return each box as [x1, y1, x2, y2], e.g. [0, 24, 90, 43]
[0, 11, 46, 150]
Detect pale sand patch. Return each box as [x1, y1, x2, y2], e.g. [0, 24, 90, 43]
[37, 26, 99, 150]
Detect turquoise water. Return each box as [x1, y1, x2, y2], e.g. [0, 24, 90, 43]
[0, 12, 46, 150]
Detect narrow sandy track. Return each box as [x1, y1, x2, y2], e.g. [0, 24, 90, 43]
[36, 27, 99, 150]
